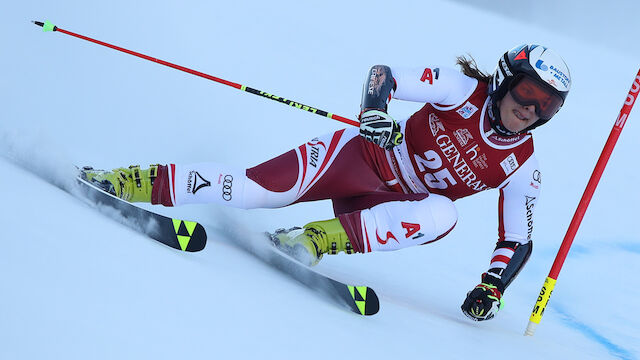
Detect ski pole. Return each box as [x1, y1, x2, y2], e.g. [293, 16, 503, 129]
[32, 20, 360, 128]
[524, 68, 640, 336]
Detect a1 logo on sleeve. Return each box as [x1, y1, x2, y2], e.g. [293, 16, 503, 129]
[500, 153, 519, 176]
[420, 68, 440, 84]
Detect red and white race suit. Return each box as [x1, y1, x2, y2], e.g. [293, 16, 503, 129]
[152, 66, 540, 278]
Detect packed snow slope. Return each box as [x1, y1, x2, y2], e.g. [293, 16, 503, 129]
[1, 1, 639, 359]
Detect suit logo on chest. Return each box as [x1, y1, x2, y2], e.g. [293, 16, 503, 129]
[500, 153, 519, 176]
[428, 113, 445, 136]
[454, 128, 473, 147]
[456, 101, 478, 119]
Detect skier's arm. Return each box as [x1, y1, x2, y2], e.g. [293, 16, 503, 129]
[359, 65, 479, 113]
[360, 65, 396, 113]
[389, 66, 478, 105]
[461, 156, 540, 321]
[358, 65, 476, 150]
[484, 155, 541, 293]
[359, 65, 402, 149]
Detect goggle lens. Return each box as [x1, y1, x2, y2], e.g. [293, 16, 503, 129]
[509, 75, 563, 120]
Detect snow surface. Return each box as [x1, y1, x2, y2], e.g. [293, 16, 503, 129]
[2, 1, 639, 359]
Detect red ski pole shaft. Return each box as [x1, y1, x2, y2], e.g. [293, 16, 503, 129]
[525, 68, 640, 336]
[32, 20, 360, 128]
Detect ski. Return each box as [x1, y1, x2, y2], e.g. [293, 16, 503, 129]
[259, 233, 379, 316]
[72, 174, 207, 252]
[75, 171, 373, 311]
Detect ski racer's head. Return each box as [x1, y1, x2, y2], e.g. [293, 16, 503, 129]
[488, 44, 571, 136]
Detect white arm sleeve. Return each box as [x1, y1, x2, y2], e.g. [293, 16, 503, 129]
[498, 155, 541, 245]
[390, 66, 478, 106]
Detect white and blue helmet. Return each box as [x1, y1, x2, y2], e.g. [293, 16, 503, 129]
[489, 44, 571, 133]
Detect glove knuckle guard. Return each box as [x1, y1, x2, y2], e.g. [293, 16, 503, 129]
[461, 283, 503, 321]
[359, 109, 402, 150]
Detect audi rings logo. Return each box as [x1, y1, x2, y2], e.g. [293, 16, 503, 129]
[532, 170, 541, 184]
[222, 175, 233, 201]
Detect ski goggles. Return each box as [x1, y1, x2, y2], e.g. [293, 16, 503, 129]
[509, 74, 564, 120]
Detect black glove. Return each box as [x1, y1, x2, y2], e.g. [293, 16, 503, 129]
[461, 283, 503, 321]
[359, 109, 403, 150]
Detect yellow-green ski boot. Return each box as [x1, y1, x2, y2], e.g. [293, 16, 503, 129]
[270, 218, 354, 266]
[81, 165, 158, 203]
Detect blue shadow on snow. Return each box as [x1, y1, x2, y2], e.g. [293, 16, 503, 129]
[551, 304, 635, 360]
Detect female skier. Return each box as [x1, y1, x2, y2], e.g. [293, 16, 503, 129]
[85, 44, 571, 321]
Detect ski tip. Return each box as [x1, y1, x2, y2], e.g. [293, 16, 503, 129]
[33, 20, 56, 32]
[347, 285, 380, 316]
[172, 220, 207, 252]
[362, 287, 380, 315]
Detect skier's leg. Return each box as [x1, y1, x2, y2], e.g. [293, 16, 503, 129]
[152, 127, 392, 209]
[275, 193, 457, 265]
[337, 193, 458, 253]
[150, 161, 283, 209]
[85, 127, 398, 210]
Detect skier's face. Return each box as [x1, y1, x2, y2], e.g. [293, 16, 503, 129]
[498, 91, 540, 133]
